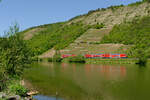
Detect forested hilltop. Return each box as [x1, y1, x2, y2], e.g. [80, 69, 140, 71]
[20, 0, 150, 59]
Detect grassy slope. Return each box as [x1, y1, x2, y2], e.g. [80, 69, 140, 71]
[22, 22, 92, 56]
[101, 16, 150, 57]
[20, 1, 150, 57]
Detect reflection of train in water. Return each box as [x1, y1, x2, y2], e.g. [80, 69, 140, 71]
[62, 54, 127, 59]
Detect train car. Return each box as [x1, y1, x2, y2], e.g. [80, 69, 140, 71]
[111, 54, 120, 58]
[85, 54, 127, 59]
[120, 54, 127, 58]
[85, 54, 103, 58]
[62, 54, 127, 59]
[103, 54, 111, 58]
[85, 54, 93, 58]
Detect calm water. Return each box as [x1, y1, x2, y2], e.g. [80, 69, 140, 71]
[24, 62, 150, 100]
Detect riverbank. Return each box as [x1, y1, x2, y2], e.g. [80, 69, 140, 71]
[0, 79, 36, 100]
[38, 57, 139, 64]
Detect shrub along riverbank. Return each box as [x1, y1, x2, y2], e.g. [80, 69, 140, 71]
[62, 55, 86, 63]
[40, 55, 139, 64]
[0, 24, 32, 99]
[39, 56, 150, 65]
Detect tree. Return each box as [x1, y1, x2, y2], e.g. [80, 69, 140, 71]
[143, 0, 150, 3]
[135, 48, 147, 66]
[4, 22, 19, 37]
[0, 23, 31, 90]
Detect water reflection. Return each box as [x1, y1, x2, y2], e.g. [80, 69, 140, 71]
[84, 64, 126, 79]
[24, 62, 150, 100]
[60, 63, 127, 80]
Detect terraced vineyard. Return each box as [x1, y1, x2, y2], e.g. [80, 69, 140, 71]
[60, 28, 130, 55]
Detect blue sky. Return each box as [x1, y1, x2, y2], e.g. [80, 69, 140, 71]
[0, 0, 141, 36]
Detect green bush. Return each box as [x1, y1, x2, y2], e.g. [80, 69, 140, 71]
[47, 58, 53, 62]
[38, 58, 43, 62]
[52, 52, 62, 62]
[52, 57, 62, 62]
[108, 5, 124, 11]
[0, 68, 8, 91]
[0, 36, 31, 76]
[143, 0, 150, 3]
[0, 23, 31, 91]
[31, 57, 39, 62]
[9, 83, 28, 97]
[67, 55, 86, 63]
[92, 23, 105, 29]
[136, 57, 147, 66]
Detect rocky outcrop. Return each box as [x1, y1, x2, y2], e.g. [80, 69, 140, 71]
[0, 92, 34, 100]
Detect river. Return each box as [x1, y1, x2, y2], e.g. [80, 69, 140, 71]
[23, 62, 150, 100]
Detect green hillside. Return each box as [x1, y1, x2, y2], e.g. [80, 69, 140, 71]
[101, 16, 150, 58]
[20, 0, 150, 57]
[21, 21, 105, 56]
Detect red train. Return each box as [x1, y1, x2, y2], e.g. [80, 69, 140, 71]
[62, 54, 127, 59]
[85, 54, 127, 58]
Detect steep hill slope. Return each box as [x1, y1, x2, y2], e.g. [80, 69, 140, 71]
[20, 1, 150, 57]
[68, 1, 150, 26]
[101, 16, 150, 58]
[21, 22, 92, 56]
